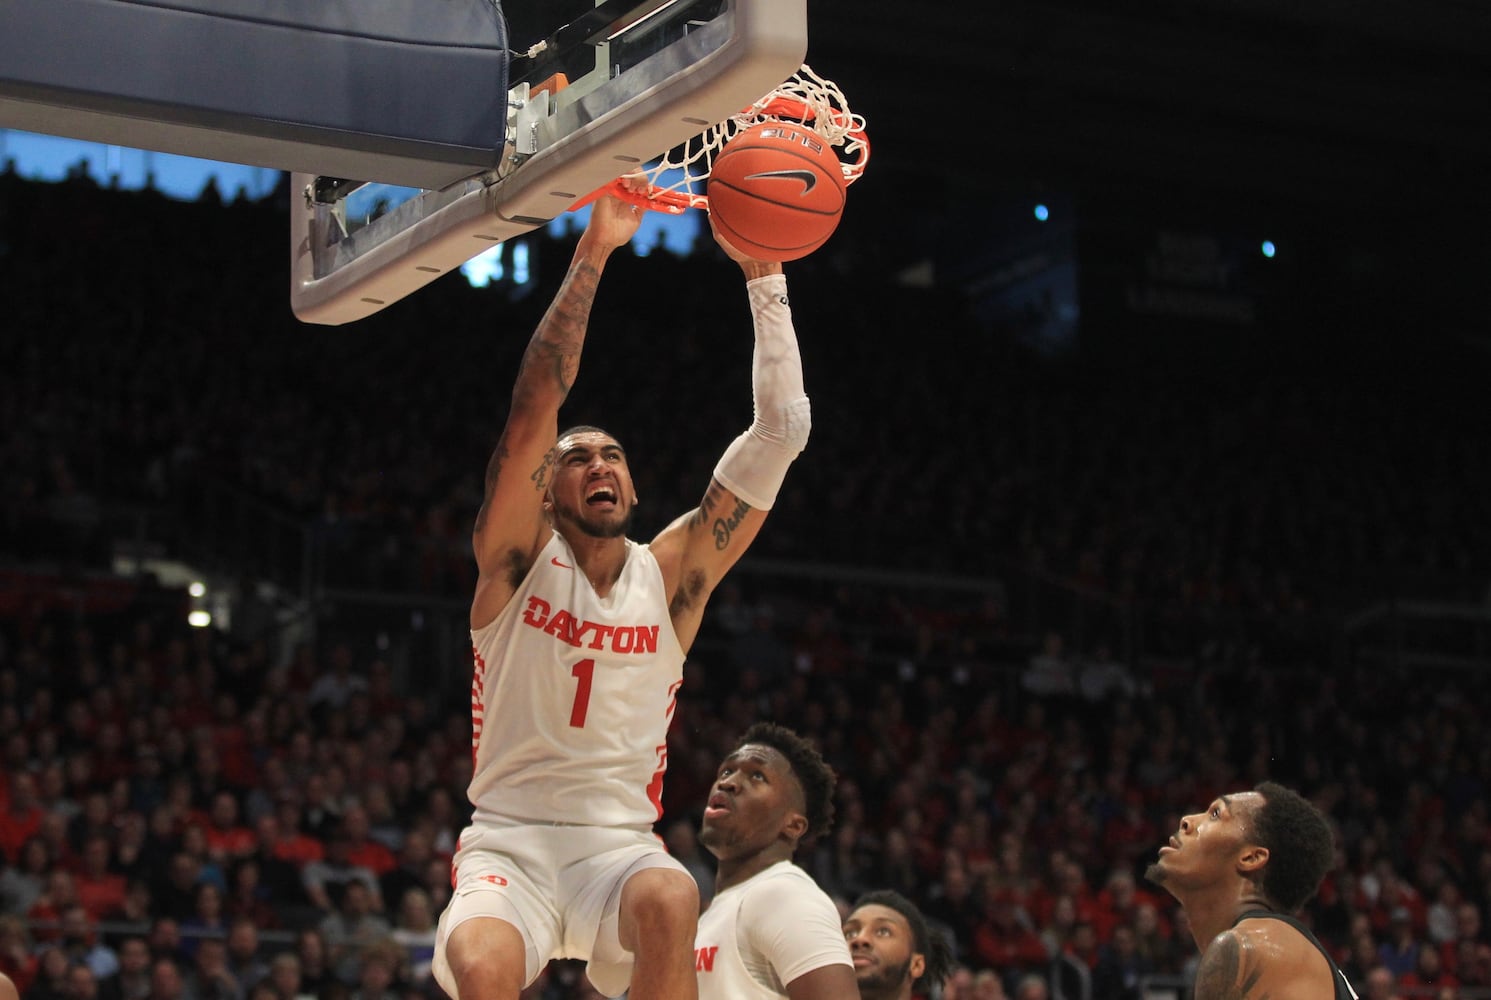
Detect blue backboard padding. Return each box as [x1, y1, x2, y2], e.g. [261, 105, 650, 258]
[0, 0, 509, 188]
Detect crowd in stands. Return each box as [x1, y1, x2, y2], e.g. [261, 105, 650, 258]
[4, 168, 1491, 1000]
[4, 588, 1491, 1000]
[4, 168, 1490, 626]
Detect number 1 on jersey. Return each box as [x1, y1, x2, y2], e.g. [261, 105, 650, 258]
[570, 659, 594, 728]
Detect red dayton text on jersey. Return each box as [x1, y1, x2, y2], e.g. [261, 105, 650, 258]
[520, 596, 660, 654]
[694, 946, 719, 972]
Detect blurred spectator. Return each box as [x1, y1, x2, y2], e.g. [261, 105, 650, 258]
[263, 955, 313, 1000]
[1365, 965, 1401, 1000]
[970, 968, 1006, 1000]
[290, 931, 333, 999]
[222, 860, 278, 930]
[0, 916, 37, 996]
[188, 938, 244, 1000]
[26, 870, 79, 944]
[0, 777, 45, 866]
[336, 806, 394, 880]
[374, 832, 431, 925]
[388, 889, 435, 989]
[29, 947, 73, 1000]
[1090, 924, 1151, 1000]
[317, 881, 389, 985]
[662, 818, 714, 910]
[56, 904, 119, 980]
[113, 937, 154, 1000]
[179, 883, 229, 957]
[75, 836, 127, 922]
[300, 831, 380, 915]
[345, 943, 399, 1000]
[66, 960, 113, 1000]
[971, 893, 1046, 978]
[0, 838, 51, 915]
[202, 794, 255, 869]
[222, 919, 268, 994]
[1011, 972, 1049, 1000]
[1378, 907, 1421, 978]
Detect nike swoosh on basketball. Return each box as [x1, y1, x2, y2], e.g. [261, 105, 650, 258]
[743, 169, 818, 195]
[552, 556, 573, 569]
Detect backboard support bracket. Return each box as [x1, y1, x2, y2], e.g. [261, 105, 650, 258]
[290, 0, 808, 326]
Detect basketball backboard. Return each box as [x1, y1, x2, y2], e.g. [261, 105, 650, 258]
[0, 1, 513, 191]
[290, 0, 809, 325]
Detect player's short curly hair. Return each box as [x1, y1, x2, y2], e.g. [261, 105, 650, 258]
[556, 424, 622, 448]
[738, 722, 836, 844]
[852, 890, 956, 990]
[1250, 781, 1334, 913]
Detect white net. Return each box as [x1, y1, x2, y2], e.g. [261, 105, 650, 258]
[636, 63, 869, 212]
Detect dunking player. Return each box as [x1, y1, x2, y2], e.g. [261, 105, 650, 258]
[429, 180, 814, 1000]
[1144, 782, 1358, 1000]
[843, 890, 955, 1000]
[694, 723, 857, 1000]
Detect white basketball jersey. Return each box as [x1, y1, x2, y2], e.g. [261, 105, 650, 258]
[467, 531, 685, 827]
[694, 861, 853, 1000]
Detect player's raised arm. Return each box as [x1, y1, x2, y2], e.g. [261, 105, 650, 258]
[652, 224, 809, 647]
[470, 191, 643, 628]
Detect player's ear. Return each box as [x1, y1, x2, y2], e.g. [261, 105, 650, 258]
[910, 953, 926, 981]
[782, 810, 808, 843]
[1237, 845, 1269, 873]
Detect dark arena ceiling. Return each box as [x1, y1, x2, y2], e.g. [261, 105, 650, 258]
[803, 0, 1491, 212]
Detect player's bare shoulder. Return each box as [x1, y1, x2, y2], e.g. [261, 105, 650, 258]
[1196, 920, 1333, 1000]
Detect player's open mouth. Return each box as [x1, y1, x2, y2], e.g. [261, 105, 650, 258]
[586, 485, 617, 507]
[704, 792, 731, 819]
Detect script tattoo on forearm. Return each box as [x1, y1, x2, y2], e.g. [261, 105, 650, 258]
[712, 498, 751, 550]
[1195, 933, 1269, 1000]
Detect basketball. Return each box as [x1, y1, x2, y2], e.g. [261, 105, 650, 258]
[707, 121, 847, 262]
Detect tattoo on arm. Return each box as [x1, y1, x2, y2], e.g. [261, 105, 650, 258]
[480, 261, 603, 533]
[711, 498, 751, 551]
[692, 481, 726, 527]
[1195, 932, 1269, 1000]
[530, 448, 557, 493]
[474, 443, 509, 533]
[690, 482, 753, 549]
[515, 260, 602, 401]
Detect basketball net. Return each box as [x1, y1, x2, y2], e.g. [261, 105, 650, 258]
[572, 64, 869, 215]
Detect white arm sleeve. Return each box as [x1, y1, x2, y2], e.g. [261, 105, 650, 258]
[712, 273, 811, 511]
[737, 869, 852, 987]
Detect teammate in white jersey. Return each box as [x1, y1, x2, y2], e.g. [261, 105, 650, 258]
[694, 723, 858, 1000]
[432, 180, 814, 1000]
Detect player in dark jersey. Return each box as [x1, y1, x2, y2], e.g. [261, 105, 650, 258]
[1144, 782, 1357, 1000]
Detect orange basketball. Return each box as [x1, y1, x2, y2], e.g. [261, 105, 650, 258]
[707, 121, 846, 262]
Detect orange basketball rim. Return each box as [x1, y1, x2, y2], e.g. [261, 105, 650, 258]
[571, 64, 870, 216]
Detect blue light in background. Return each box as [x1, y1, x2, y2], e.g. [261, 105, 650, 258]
[1034, 203, 1050, 222]
[1261, 240, 1277, 258]
[549, 201, 704, 257]
[460, 244, 506, 288]
[1, 129, 281, 200]
[1, 129, 705, 292]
